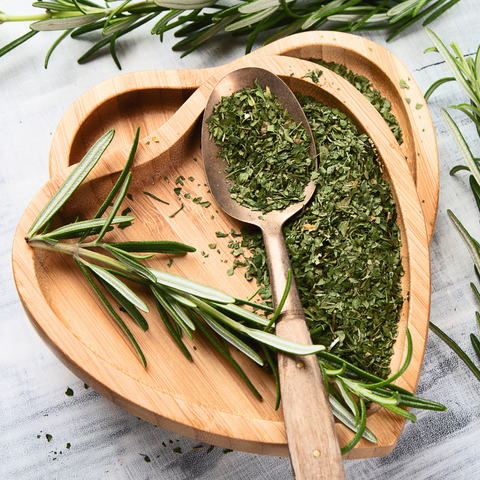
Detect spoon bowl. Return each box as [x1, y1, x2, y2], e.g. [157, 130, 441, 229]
[202, 67, 345, 480]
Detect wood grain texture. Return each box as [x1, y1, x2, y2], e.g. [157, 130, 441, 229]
[13, 55, 430, 459]
[48, 31, 438, 244]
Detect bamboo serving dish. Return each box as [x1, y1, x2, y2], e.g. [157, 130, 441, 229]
[13, 34, 435, 460]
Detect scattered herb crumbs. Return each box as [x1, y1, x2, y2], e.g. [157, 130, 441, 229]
[227, 267, 234, 276]
[65, 387, 74, 396]
[164, 176, 169, 182]
[406, 98, 411, 104]
[121, 207, 131, 216]
[208, 243, 217, 249]
[303, 68, 323, 83]
[173, 187, 182, 196]
[169, 203, 184, 218]
[118, 221, 132, 230]
[200, 201, 211, 208]
[184, 193, 191, 199]
[84, 383, 89, 389]
[231, 228, 242, 237]
[193, 196, 202, 203]
[66, 443, 71, 449]
[193, 346, 197, 350]
[146, 141, 150, 145]
[140, 454, 151, 462]
[188, 176, 194, 181]
[162, 442, 166, 447]
[217, 249, 221, 254]
[399, 79, 410, 89]
[169, 440, 173, 444]
[207, 446, 215, 454]
[167, 259, 173, 268]
[211, 215, 214, 220]
[215, 231, 228, 238]
[127, 194, 133, 201]
[143, 191, 169, 205]
[173, 447, 182, 454]
[46, 434, 52, 442]
[415, 103, 423, 109]
[37, 435, 41, 439]
[175, 176, 185, 186]
[193, 445, 204, 450]
[206, 80, 314, 214]
[193, 157, 198, 162]
[223, 449, 233, 454]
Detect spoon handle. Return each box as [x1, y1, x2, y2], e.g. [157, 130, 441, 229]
[262, 226, 345, 480]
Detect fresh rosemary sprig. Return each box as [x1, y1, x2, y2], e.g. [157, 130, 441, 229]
[425, 28, 480, 382]
[0, 0, 463, 69]
[27, 127, 445, 452]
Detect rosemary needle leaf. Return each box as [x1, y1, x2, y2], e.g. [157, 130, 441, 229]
[199, 310, 264, 366]
[80, 259, 150, 313]
[329, 395, 376, 444]
[94, 273, 149, 331]
[261, 344, 280, 409]
[109, 240, 196, 254]
[424, 76, 455, 102]
[75, 257, 146, 367]
[103, 244, 157, 283]
[449, 165, 470, 175]
[441, 109, 480, 188]
[213, 302, 271, 327]
[423, 0, 462, 26]
[94, 126, 138, 220]
[31, 14, 105, 31]
[151, 286, 194, 336]
[264, 268, 292, 331]
[26, 129, 115, 239]
[41, 216, 133, 240]
[95, 172, 132, 243]
[340, 397, 367, 454]
[447, 210, 480, 273]
[334, 377, 360, 423]
[190, 313, 262, 400]
[45, 29, 73, 68]
[155, 298, 193, 360]
[150, 268, 235, 304]
[430, 321, 480, 382]
[0, 30, 38, 59]
[471, 333, 480, 360]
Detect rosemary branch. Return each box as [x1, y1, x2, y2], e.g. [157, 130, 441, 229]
[1, 0, 463, 69]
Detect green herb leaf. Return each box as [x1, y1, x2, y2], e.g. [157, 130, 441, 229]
[26, 130, 115, 239]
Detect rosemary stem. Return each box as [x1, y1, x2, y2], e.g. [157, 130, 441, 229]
[27, 239, 140, 277]
[0, 13, 51, 23]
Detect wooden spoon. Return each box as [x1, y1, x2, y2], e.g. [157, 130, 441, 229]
[201, 66, 345, 480]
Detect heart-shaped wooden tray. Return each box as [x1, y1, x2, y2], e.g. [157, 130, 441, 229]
[48, 31, 438, 244]
[13, 42, 432, 459]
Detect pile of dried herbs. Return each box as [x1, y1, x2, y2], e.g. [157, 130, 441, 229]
[206, 80, 314, 214]
[311, 59, 404, 146]
[241, 94, 404, 378]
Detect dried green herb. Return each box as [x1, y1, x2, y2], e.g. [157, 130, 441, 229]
[241, 94, 404, 378]
[64, 387, 74, 396]
[206, 80, 313, 214]
[310, 59, 403, 145]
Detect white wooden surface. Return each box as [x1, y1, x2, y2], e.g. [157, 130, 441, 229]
[1, 1, 479, 479]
